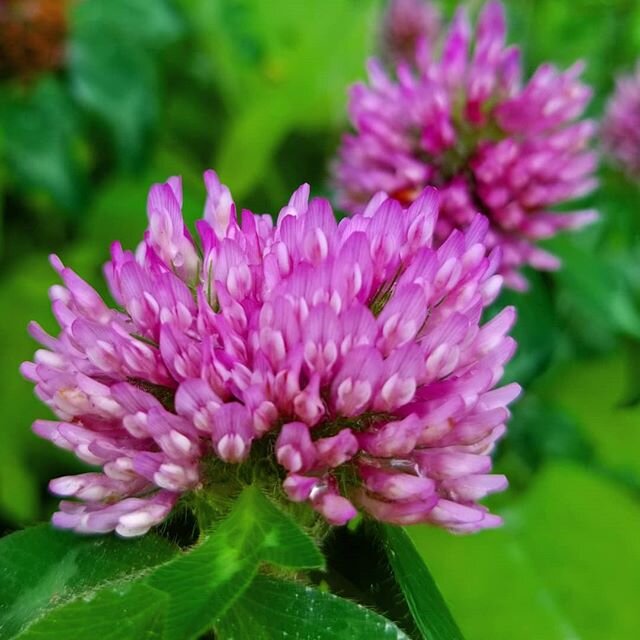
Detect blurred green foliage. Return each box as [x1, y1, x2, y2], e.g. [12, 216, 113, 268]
[0, 1, 639, 637]
[411, 463, 640, 640]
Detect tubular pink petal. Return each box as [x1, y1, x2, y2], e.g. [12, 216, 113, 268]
[276, 422, 317, 473]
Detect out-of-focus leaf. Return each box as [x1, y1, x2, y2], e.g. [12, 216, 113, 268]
[214, 95, 295, 202]
[493, 271, 556, 386]
[0, 525, 178, 638]
[503, 395, 594, 473]
[80, 175, 149, 252]
[411, 463, 640, 640]
[71, 0, 182, 48]
[145, 485, 324, 640]
[69, 33, 158, 169]
[547, 236, 640, 342]
[0, 79, 85, 212]
[183, 0, 378, 199]
[514, 0, 640, 111]
[596, 168, 640, 250]
[536, 352, 640, 481]
[79, 150, 204, 255]
[0, 165, 4, 255]
[216, 575, 411, 640]
[184, 0, 377, 110]
[377, 524, 464, 640]
[68, 0, 182, 169]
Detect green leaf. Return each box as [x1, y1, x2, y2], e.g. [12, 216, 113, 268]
[595, 167, 640, 251]
[492, 271, 556, 386]
[0, 166, 5, 256]
[502, 395, 594, 477]
[15, 583, 168, 640]
[510, 0, 640, 112]
[323, 525, 421, 637]
[67, 0, 183, 168]
[68, 32, 158, 169]
[144, 485, 324, 640]
[238, 487, 325, 570]
[0, 525, 178, 639]
[216, 575, 411, 640]
[377, 524, 464, 640]
[0, 488, 324, 639]
[547, 236, 640, 342]
[315, 523, 464, 639]
[214, 95, 295, 202]
[71, 0, 182, 49]
[184, 0, 378, 200]
[410, 463, 640, 640]
[536, 352, 640, 481]
[0, 78, 86, 212]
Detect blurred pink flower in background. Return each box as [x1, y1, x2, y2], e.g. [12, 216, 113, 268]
[334, 0, 598, 290]
[602, 63, 640, 178]
[381, 0, 442, 65]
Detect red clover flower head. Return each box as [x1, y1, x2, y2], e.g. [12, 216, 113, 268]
[23, 171, 519, 536]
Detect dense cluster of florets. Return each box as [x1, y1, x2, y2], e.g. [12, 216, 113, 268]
[334, 0, 598, 289]
[23, 172, 518, 536]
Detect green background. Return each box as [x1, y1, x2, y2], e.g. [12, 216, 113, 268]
[1, 1, 639, 638]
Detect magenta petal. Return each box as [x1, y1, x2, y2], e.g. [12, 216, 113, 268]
[312, 493, 357, 526]
[275, 422, 316, 473]
[211, 403, 254, 463]
[315, 429, 359, 467]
